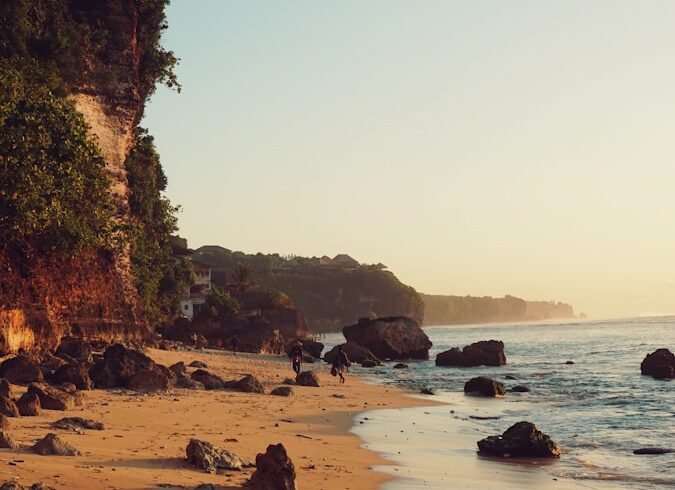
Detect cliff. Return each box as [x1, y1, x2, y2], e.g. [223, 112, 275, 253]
[421, 293, 575, 326]
[191, 247, 424, 333]
[0, 1, 178, 353]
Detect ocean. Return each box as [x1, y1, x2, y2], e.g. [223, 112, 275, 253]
[323, 316, 675, 489]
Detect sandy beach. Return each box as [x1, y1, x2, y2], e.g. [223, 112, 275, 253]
[0, 347, 433, 490]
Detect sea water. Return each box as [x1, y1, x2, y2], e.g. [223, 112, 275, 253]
[325, 316, 675, 489]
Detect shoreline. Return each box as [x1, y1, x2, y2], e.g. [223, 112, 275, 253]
[0, 347, 433, 489]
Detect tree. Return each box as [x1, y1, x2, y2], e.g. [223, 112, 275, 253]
[232, 263, 254, 293]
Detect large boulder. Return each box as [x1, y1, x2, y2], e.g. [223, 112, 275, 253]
[295, 371, 320, 387]
[232, 375, 265, 394]
[17, 391, 41, 416]
[0, 379, 12, 399]
[436, 340, 506, 367]
[89, 344, 160, 389]
[0, 431, 16, 449]
[51, 364, 93, 391]
[464, 377, 506, 397]
[190, 370, 227, 390]
[477, 421, 560, 458]
[127, 369, 170, 393]
[186, 439, 250, 473]
[0, 396, 19, 417]
[55, 339, 93, 363]
[286, 338, 324, 359]
[27, 383, 76, 411]
[31, 433, 80, 456]
[640, 349, 675, 380]
[323, 342, 379, 365]
[248, 443, 296, 490]
[342, 317, 432, 360]
[0, 356, 44, 385]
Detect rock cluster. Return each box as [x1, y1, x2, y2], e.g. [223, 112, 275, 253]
[89, 344, 170, 391]
[477, 421, 560, 458]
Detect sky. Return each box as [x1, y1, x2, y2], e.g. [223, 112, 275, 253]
[143, 0, 675, 319]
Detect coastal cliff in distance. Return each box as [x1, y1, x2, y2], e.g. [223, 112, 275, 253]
[0, 1, 182, 353]
[421, 293, 575, 326]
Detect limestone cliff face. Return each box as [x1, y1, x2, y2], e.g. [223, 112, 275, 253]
[0, 1, 151, 354]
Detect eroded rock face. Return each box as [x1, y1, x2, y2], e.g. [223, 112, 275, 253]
[248, 443, 297, 490]
[0, 379, 12, 399]
[0, 431, 16, 449]
[342, 317, 432, 360]
[436, 340, 506, 367]
[464, 377, 506, 397]
[31, 433, 80, 456]
[477, 421, 560, 458]
[0, 356, 44, 385]
[55, 339, 93, 363]
[186, 439, 250, 473]
[641, 349, 675, 380]
[0, 396, 20, 417]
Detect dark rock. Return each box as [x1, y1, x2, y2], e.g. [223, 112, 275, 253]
[0, 396, 19, 417]
[40, 352, 68, 375]
[169, 362, 187, 377]
[189, 360, 208, 369]
[295, 371, 320, 387]
[464, 377, 506, 397]
[360, 359, 378, 368]
[633, 447, 673, 455]
[281, 378, 296, 385]
[393, 363, 408, 369]
[286, 338, 324, 359]
[31, 433, 80, 456]
[174, 375, 205, 390]
[27, 383, 75, 411]
[342, 316, 432, 360]
[0, 431, 16, 449]
[89, 344, 156, 389]
[17, 391, 41, 416]
[0, 481, 58, 490]
[477, 421, 561, 458]
[186, 438, 250, 473]
[127, 368, 170, 393]
[436, 340, 506, 367]
[191, 369, 227, 390]
[270, 387, 294, 397]
[565, 361, 575, 365]
[641, 348, 675, 380]
[324, 342, 380, 365]
[51, 417, 104, 431]
[420, 388, 435, 395]
[0, 414, 9, 429]
[0, 356, 44, 385]
[55, 339, 93, 363]
[505, 375, 517, 380]
[0, 379, 12, 399]
[248, 443, 296, 490]
[232, 374, 264, 394]
[51, 364, 93, 391]
[302, 353, 315, 364]
[509, 385, 531, 393]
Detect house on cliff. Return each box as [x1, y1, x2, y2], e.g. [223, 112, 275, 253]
[179, 259, 212, 320]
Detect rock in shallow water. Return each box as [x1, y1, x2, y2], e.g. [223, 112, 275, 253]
[640, 348, 675, 380]
[464, 377, 505, 397]
[477, 421, 560, 458]
[633, 447, 673, 455]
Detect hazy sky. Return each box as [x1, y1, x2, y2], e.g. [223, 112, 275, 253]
[144, 0, 675, 319]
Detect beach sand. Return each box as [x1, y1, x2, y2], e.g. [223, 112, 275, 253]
[0, 348, 432, 490]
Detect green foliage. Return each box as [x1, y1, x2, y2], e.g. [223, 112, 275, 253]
[0, 0, 179, 98]
[125, 129, 191, 324]
[0, 64, 115, 252]
[202, 288, 240, 322]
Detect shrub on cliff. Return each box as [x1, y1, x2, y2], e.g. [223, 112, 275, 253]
[0, 65, 116, 253]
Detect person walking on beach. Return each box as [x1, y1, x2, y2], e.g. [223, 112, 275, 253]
[289, 341, 303, 375]
[230, 335, 238, 355]
[332, 345, 351, 384]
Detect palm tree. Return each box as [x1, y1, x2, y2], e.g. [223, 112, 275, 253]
[231, 263, 254, 292]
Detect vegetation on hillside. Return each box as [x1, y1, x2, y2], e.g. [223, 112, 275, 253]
[191, 247, 424, 332]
